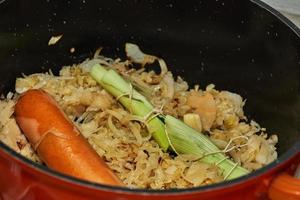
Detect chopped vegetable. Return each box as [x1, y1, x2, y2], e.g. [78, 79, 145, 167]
[125, 43, 156, 65]
[48, 34, 63, 46]
[125, 43, 168, 75]
[70, 47, 75, 53]
[183, 113, 202, 132]
[187, 91, 217, 130]
[161, 72, 175, 99]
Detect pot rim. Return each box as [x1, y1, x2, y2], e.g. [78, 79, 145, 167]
[0, 0, 299, 196]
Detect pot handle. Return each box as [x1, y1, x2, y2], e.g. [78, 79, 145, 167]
[268, 169, 300, 200]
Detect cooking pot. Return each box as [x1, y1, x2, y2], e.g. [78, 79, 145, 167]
[0, 0, 299, 199]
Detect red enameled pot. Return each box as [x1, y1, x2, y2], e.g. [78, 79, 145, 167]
[0, 0, 299, 199]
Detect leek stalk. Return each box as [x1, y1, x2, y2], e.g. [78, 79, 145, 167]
[165, 115, 249, 180]
[90, 64, 169, 151]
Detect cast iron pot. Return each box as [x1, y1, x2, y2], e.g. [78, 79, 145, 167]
[0, 0, 299, 199]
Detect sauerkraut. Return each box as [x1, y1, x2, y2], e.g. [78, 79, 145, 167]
[0, 46, 278, 189]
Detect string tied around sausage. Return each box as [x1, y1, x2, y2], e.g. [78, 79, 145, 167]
[33, 128, 74, 151]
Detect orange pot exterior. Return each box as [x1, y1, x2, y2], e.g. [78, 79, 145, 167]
[0, 147, 299, 200]
[268, 174, 300, 200]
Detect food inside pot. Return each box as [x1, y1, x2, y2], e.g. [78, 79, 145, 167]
[0, 44, 278, 189]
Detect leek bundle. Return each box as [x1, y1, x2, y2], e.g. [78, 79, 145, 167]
[90, 64, 249, 180]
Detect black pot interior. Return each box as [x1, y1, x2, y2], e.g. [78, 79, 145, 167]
[0, 0, 299, 187]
